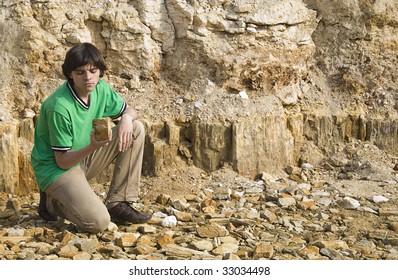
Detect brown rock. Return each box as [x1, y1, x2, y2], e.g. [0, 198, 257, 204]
[379, 208, 398, 217]
[197, 223, 229, 238]
[134, 244, 157, 255]
[253, 243, 274, 259]
[174, 211, 193, 222]
[388, 223, 398, 233]
[92, 118, 111, 141]
[116, 233, 138, 248]
[297, 200, 316, 210]
[313, 240, 349, 250]
[56, 244, 79, 258]
[73, 252, 92, 260]
[156, 193, 171, 205]
[298, 246, 320, 259]
[157, 234, 174, 249]
[60, 231, 79, 244]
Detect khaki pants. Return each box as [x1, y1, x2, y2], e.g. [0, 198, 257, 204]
[45, 120, 145, 233]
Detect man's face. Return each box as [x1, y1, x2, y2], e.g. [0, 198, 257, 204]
[70, 64, 100, 95]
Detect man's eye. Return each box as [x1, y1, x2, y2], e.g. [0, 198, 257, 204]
[90, 69, 98, 73]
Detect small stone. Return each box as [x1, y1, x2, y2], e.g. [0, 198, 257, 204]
[73, 252, 91, 260]
[7, 227, 25, 237]
[214, 185, 231, 200]
[60, 231, 79, 244]
[298, 246, 320, 259]
[239, 91, 248, 99]
[277, 197, 296, 207]
[261, 209, 278, 223]
[116, 233, 138, 248]
[301, 163, 314, 170]
[337, 197, 360, 209]
[373, 195, 389, 203]
[320, 248, 344, 260]
[0, 210, 15, 219]
[379, 208, 398, 216]
[306, 223, 324, 231]
[360, 206, 378, 214]
[107, 222, 118, 232]
[23, 108, 36, 118]
[313, 240, 349, 250]
[171, 197, 190, 211]
[73, 238, 98, 254]
[157, 234, 174, 249]
[197, 223, 229, 238]
[315, 197, 332, 206]
[156, 194, 171, 205]
[285, 165, 301, 175]
[253, 243, 274, 259]
[134, 244, 157, 255]
[56, 244, 79, 259]
[191, 239, 214, 251]
[297, 200, 316, 210]
[324, 224, 339, 232]
[222, 253, 241, 260]
[388, 223, 398, 233]
[201, 199, 217, 213]
[165, 244, 213, 259]
[137, 235, 157, 247]
[174, 211, 193, 222]
[161, 216, 177, 227]
[212, 243, 239, 255]
[138, 224, 157, 234]
[92, 117, 111, 141]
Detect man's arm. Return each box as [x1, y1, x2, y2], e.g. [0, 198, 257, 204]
[54, 132, 110, 170]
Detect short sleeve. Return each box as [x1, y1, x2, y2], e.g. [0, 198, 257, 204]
[100, 80, 126, 119]
[48, 111, 73, 151]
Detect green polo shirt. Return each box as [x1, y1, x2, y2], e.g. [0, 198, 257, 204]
[31, 79, 126, 191]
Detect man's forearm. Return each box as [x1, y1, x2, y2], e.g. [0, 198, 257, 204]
[54, 144, 97, 170]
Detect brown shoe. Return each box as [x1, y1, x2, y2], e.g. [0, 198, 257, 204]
[108, 202, 152, 224]
[38, 191, 58, 221]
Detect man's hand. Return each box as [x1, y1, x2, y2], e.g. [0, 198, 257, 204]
[54, 131, 111, 170]
[117, 114, 134, 152]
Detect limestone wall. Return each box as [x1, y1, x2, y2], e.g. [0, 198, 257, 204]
[0, 0, 397, 194]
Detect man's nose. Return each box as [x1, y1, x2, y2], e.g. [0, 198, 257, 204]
[82, 71, 92, 80]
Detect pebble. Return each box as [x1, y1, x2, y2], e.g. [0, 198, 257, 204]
[161, 215, 177, 227]
[373, 195, 389, 203]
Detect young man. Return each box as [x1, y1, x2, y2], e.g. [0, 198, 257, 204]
[31, 43, 151, 233]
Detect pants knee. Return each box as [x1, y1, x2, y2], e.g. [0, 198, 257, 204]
[81, 212, 110, 233]
[132, 120, 145, 140]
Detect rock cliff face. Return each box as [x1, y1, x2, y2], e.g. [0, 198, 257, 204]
[0, 0, 397, 194]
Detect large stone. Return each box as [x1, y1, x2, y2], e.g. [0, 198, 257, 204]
[0, 121, 19, 194]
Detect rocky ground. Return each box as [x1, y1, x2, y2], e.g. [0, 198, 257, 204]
[1, 139, 398, 260]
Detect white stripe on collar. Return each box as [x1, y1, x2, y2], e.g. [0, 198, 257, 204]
[67, 82, 89, 110]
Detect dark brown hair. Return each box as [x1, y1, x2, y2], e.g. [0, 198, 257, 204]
[62, 43, 107, 84]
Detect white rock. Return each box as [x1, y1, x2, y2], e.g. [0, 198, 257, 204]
[338, 197, 360, 209]
[301, 163, 314, 170]
[7, 227, 25, 237]
[278, 197, 296, 207]
[161, 215, 177, 227]
[174, 98, 184, 105]
[372, 195, 389, 203]
[107, 222, 118, 232]
[316, 197, 332, 207]
[239, 91, 248, 99]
